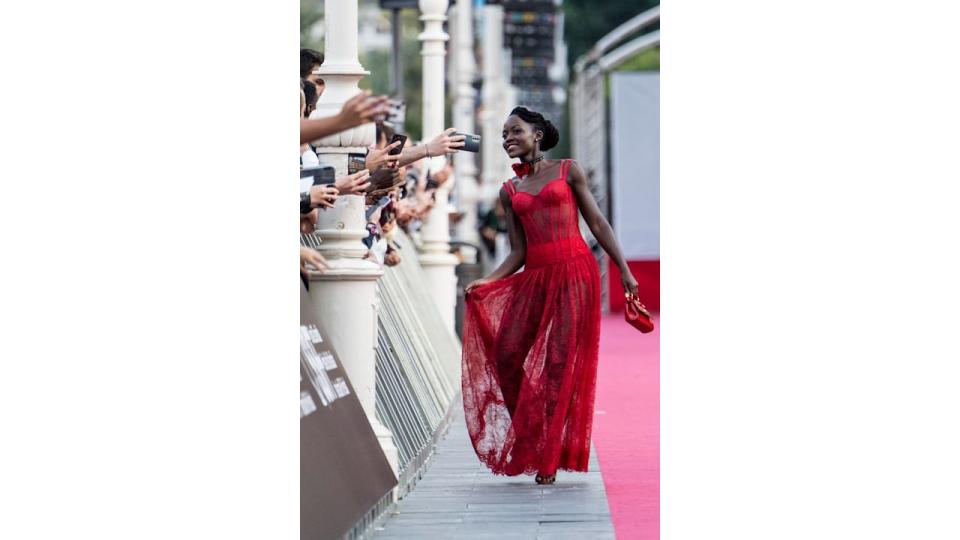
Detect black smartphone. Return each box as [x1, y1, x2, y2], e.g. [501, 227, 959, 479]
[388, 134, 407, 156]
[301, 165, 336, 185]
[453, 132, 481, 152]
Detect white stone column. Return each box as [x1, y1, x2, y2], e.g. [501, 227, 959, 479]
[418, 0, 459, 334]
[480, 3, 507, 207]
[451, 0, 480, 262]
[501, 48, 520, 181]
[305, 0, 398, 476]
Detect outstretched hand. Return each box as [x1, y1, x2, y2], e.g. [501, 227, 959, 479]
[366, 141, 402, 171]
[309, 184, 339, 209]
[299, 91, 389, 144]
[426, 128, 466, 156]
[339, 91, 389, 129]
[300, 246, 329, 275]
[335, 170, 371, 196]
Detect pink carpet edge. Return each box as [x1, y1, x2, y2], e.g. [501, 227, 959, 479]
[593, 314, 660, 540]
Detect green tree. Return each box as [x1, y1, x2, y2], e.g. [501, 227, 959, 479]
[615, 47, 659, 72]
[358, 9, 425, 140]
[301, 2, 427, 140]
[562, 0, 659, 69]
[557, 3, 659, 158]
[300, 0, 323, 49]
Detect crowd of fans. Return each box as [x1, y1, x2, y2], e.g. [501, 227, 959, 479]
[298, 48, 466, 277]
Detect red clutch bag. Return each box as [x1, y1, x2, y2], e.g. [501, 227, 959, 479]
[625, 293, 655, 333]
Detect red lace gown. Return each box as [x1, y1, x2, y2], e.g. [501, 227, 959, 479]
[462, 159, 601, 477]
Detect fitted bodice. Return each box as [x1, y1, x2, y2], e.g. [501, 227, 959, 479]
[505, 159, 590, 269]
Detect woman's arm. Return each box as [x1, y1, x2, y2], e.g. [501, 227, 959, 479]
[397, 128, 466, 167]
[568, 160, 639, 295]
[397, 143, 430, 168]
[465, 186, 526, 292]
[300, 92, 388, 144]
[300, 116, 349, 145]
[485, 187, 527, 279]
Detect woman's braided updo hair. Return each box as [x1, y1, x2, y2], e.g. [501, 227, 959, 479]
[509, 106, 560, 152]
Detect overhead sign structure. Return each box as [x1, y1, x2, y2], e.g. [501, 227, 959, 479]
[501, 0, 566, 138]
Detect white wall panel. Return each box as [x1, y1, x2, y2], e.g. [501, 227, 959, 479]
[610, 72, 660, 259]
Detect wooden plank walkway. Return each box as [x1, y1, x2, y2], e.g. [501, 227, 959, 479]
[369, 400, 615, 539]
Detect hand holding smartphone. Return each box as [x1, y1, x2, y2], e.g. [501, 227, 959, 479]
[301, 165, 336, 185]
[388, 134, 407, 156]
[453, 132, 481, 152]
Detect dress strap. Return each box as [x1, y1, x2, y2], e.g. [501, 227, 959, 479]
[561, 159, 572, 179]
[502, 179, 517, 196]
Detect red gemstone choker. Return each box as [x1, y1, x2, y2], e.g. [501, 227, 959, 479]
[512, 154, 545, 178]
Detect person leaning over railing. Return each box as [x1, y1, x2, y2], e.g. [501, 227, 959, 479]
[299, 89, 390, 277]
[299, 87, 465, 272]
[359, 120, 461, 261]
[396, 128, 465, 167]
[360, 121, 402, 265]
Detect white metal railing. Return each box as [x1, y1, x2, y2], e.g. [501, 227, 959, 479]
[374, 229, 461, 498]
[571, 5, 660, 312]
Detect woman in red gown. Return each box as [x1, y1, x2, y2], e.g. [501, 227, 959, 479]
[462, 107, 640, 484]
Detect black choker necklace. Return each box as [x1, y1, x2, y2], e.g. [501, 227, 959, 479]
[512, 154, 545, 178]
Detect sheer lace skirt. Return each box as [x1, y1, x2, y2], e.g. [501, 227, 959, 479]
[461, 252, 601, 476]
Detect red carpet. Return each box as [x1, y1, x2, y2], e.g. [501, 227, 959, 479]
[594, 314, 660, 539]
